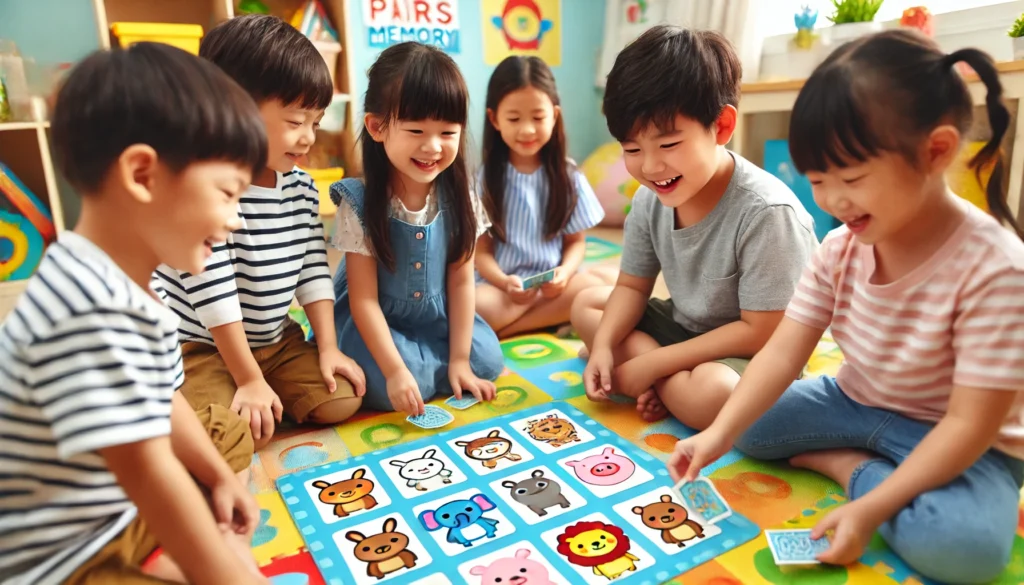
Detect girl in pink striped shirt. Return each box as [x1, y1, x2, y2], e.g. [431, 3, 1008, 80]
[669, 30, 1024, 583]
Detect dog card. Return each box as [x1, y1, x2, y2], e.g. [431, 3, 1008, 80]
[457, 541, 568, 584]
[522, 268, 556, 289]
[765, 529, 830, 565]
[411, 487, 515, 556]
[489, 465, 587, 525]
[444, 395, 480, 410]
[406, 405, 454, 429]
[448, 427, 534, 475]
[673, 477, 732, 525]
[557, 444, 653, 498]
[541, 512, 653, 585]
[509, 408, 595, 455]
[303, 465, 391, 525]
[379, 446, 467, 500]
[334, 514, 431, 584]
[612, 486, 722, 556]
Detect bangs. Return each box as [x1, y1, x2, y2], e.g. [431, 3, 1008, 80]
[390, 52, 467, 125]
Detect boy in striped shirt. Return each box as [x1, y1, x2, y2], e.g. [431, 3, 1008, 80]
[154, 15, 365, 450]
[0, 44, 268, 584]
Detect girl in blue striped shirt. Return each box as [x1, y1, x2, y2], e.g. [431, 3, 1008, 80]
[476, 56, 615, 337]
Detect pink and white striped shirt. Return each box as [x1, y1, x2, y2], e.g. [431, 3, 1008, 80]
[786, 205, 1024, 459]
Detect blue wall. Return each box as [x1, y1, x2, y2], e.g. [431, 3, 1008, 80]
[0, 0, 99, 65]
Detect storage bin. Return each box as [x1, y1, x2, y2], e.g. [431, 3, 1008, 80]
[305, 167, 345, 216]
[110, 23, 204, 55]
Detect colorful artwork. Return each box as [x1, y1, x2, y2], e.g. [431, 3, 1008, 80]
[482, 0, 561, 66]
[0, 163, 54, 281]
[364, 0, 460, 53]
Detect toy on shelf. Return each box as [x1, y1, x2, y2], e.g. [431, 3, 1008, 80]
[237, 0, 270, 15]
[793, 5, 819, 50]
[110, 23, 204, 55]
[0, 163, 54, 281]
[290, 0, 339, 43]
[900, 6, 934, 37]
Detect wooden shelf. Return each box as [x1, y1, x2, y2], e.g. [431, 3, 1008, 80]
[0, 121, 50, 132]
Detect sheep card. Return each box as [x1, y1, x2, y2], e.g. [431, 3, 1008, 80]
[541, 512, 654, 585]
[488, 465, 586, 525]
[447, 427, 534, 475]
[334, 514, 432, 584]
[457, 541, 568, 584]
[557, 444, 654, 498]
[611, 486, 722, 556]
[509, 408, 596, 455]
[303, 465, 391, 525]
[380, 446, 467, 499]
[411, 487, 516, 556]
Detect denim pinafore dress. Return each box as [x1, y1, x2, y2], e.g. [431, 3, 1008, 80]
[330, 178, 504, 412]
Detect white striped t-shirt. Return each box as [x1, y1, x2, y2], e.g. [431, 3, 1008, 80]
[786, 204, 1024, 459]
[0, 231, 182, 584]
[153, 168, 333, 347]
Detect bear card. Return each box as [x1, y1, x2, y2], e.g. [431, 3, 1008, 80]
[457, 540, 568, 584]
[411, 487, 516, 556]
[557, 444, 654, 498]
[541, 513, 654, 585]
[509, 408, 596, 455]
[448, 427, 534, 475]
[380, 446, 467, 500]
[334, 514, 431, 585]
[612, 487, 722, 556]
[303, 465, 391, 525]
[489, 465, 587, 525]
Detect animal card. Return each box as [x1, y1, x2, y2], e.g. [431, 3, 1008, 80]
[489, 465, 587, 525]
[448, 427, 534, 475]
[509, 408, 595, 455]
[557, 444, 654, 498]
[411, 487, 516, 556]
[303, 465, 391, 525]
[379, 446, 467, 500]
[541, 513, 653, 585]
[612, 487, 722, 556]
[765, 529, 830, 565]
[522, 268, 556, 289]
[334, 515, 431, 584]
[444, 395, 480, 410]
[457, 541, 568, 584]
[674, 477, 732, 525]
[407, 405, 455, 429]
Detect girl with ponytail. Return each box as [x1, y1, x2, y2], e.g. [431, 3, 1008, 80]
[668, 30, 1024, 582]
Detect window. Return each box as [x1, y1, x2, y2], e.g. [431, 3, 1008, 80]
[760, 0, 1013, 38]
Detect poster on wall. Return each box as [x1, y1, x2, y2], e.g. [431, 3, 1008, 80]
[364, 0, 460, 53]
[482, 0, 562, 66]
[597, 0, 668, 86]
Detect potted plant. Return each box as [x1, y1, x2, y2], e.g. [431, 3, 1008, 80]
[1009, 13, 1024, 60]
[824, 0, 884, 46]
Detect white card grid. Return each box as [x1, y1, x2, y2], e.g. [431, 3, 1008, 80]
[508, 408, 596, 455]
[611, 486, 722, 556]
[540, 512, 653, 585]
[378, 446, 468, 500]
[334, 514, 431, 585]
[447, 427, 535, 476]
[457, 540, 568, 584]
[488, 465, 587, 526]
[410, 574, 454, 585]
[556, 444, 654, 498]
[411, 487, 517, 556]
[303, 465, 392, 525]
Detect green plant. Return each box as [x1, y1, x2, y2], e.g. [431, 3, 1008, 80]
[828, 0, 883, 24]
[1009, 13, 1024, 38]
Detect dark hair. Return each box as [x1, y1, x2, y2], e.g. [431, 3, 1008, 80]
[603, 25, 741, 141]
[482, 56, 574, 242]
[361, 42, 475, 271]
[200, 14, 333, 110]
[789, 29, 1024, 240]
[51, 42, 267, 194]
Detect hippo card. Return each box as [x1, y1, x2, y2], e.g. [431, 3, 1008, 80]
[541, 512, 654, 585]
[488, 465, 587, 525]
[334, 514, 431, 585]
[509, 408, 596, 455]
[302, 465, 392, 525]
[457, 541, 568, 584]
[411, 487, 516, 556]
[447, 427, 534, 475]
[557, 444, 654, 498]
[379, 446, 467, 500]
[612, 486, 722, 556]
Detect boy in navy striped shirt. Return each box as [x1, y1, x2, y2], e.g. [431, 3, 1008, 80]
[154, 15, 366, 451]
[0, 44, 268, 584]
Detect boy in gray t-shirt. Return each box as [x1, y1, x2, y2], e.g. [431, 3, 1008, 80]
[572, 25, 818, 428]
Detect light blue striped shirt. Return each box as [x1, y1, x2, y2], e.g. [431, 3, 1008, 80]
[480, 164, 605, 279]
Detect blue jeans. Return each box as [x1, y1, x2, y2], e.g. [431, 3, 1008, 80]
[735, 376, 1024, 584]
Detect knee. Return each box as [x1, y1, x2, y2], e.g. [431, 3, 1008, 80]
[570, 286, 611, 338]
[307, 396, 363, 425]
[894, 527, 1012, 584]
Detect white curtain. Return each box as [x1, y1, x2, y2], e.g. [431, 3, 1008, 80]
[667, 0, 763, 82]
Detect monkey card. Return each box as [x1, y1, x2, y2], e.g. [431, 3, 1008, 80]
[447, 427, 534, 475]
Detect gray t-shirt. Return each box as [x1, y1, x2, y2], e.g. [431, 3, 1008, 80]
[621, 152, 819, 334]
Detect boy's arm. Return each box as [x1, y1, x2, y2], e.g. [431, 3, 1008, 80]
[303, 298, 366, 395]
[475, 234, 508, 288]
[209, 322, 281, 441]
[294, 198, 335, 308]
[591, 272, 657, 352]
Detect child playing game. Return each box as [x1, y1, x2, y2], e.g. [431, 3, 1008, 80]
[0, 43, 267, 585]
[572, 25, 818, 427]
[670, 31, 1024, 583]
[474, 56, 615, 337]
[154, 15, 365, 450]
[330, 42, 504, 417]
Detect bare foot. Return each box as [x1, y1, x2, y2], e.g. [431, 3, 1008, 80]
[790, 449, 875, 490]
[636, 389, 669, 422]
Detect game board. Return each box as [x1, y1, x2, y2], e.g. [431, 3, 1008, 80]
[276, 401, 760, 585]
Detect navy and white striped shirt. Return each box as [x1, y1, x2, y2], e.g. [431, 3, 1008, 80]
[481, 164, 605, 278]
[0, 232, 182, 585]
[154, 168, 333, 347]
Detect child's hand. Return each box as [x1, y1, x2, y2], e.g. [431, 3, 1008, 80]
[811, 499, 887, 565]
[319, 347, 367, 397]
[583, 346, 615, 401]
[220, 524, 271, 584]
[209, 472, 260, 537]
[540, 267, 568, 299]
[231, 377, 282, 442]
[612, 354, 657, 399]
[668, 429, 733, 483]
[387, 368, 424, 417]
[449, 358, 497, 403]
[505, 275, 539, 305]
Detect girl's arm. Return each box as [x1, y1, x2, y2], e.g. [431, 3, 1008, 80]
[559, 231, 588, 276]
[474, 234, 507, 287]
[347, 252, 405, 378]
[448, 252, 496, 399]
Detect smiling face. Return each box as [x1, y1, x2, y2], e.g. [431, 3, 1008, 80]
[368, 116, 461, 196]
[470, 439, 512, 461]
[488, 86, 559, 163]
[404, 459, 441, 479]
[567, 528, 617, 557]
[259, 99, 324, 173]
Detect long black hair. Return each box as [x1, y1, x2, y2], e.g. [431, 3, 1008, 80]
[789, 29, 1024, 240]
[361, 42, 475, 271]
[482, 56, 574, 242]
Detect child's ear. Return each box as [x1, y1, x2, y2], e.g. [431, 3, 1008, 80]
[924, 125, 960, 173]
[116, 144, 158, 204]
[486, 108, 499, 130]
[364, 114, 386, 142]
[553, 104, 562, 121]
[713, 105, 737, 146]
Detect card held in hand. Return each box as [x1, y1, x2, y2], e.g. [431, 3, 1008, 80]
[765, 529, 830, 565]
[521, 268, 556, 289]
